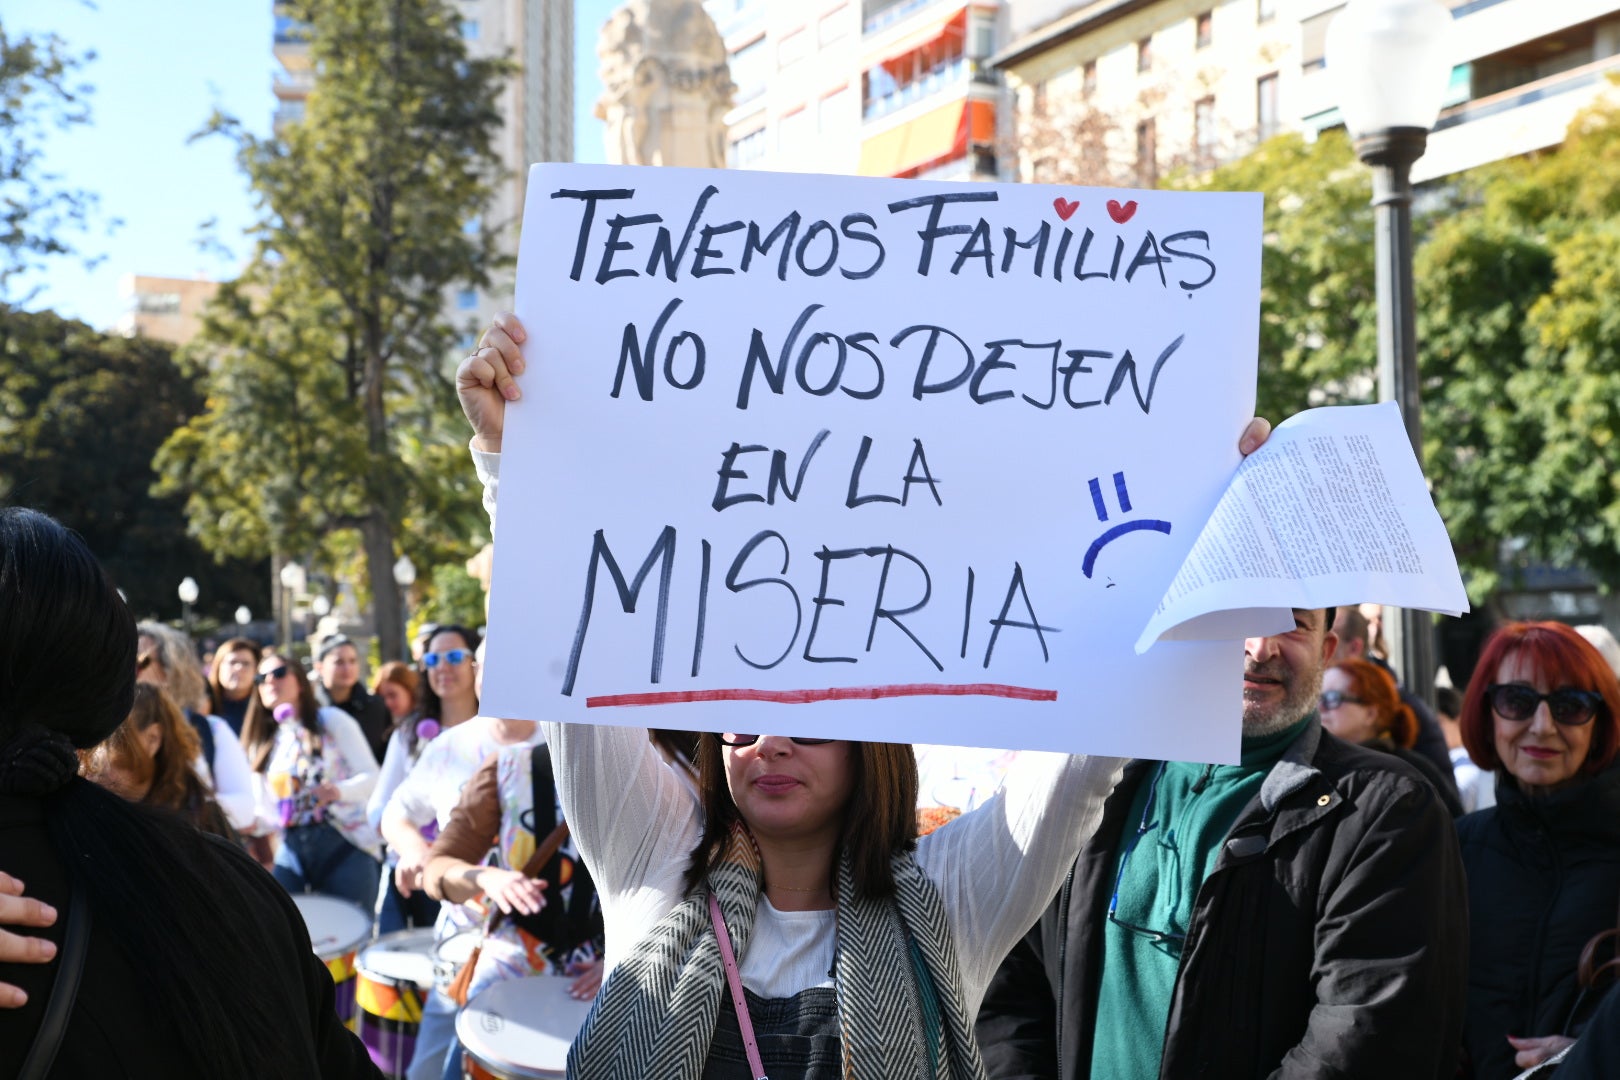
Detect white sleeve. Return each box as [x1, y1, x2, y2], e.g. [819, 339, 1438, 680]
[367, 729, 413, 832]
[914, 751, 1125, 1016]
[540, 720, 702, 974]
[204, 715, 257, 832]
[321, 709, 379, 808]
[473, 446, 500, 528]
[382, 744, 439, 832]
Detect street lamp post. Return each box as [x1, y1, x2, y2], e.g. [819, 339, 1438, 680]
[279, 561, 307, 653]
[392, 555, 417, 660]
[178, 576, 199, 640]
[1328, 0, 1453, 709]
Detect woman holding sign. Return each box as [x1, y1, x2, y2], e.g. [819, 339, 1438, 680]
[455, 313, 1272, 1080]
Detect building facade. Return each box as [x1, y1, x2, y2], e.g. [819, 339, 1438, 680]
[270, 0, 573, 349]
[703, 0, 1004, 181]
[115, 274, 222, 346]
[993, 0, 1620, 186]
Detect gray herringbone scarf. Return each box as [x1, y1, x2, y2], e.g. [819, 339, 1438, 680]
[567, 822, 985, 1080]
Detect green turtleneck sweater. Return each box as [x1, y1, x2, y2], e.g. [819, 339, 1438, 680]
[1087, 716, 1312, 1080]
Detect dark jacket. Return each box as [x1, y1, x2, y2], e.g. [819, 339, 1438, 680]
[977, 721, 1469, 1080]
[315, 681, 392, 762]
[0, 790, 378, 1079]
[1457, 762, 1620, 1079]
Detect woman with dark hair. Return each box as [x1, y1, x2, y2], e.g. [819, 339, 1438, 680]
[206, 635, 260, 736]
[1455, 621, 1620, 1077]
[1322, 658, 1464, 815]
[455, 313, 1274, 1079]
[0, 506, 378, 1076]
[242, 651, 382, 910]
[81, 683, 235, 840]
[368, 626, 483, 939]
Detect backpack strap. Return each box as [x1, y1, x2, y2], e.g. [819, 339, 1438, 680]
[17, 888, 92, 1080]
[186, 709, 217, 775]
[530, 742, 558, 835]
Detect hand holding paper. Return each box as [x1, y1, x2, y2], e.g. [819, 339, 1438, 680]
[1136, 402, 1468, 652]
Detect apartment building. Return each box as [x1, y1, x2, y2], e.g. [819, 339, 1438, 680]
[115, 274, 222, 346]
[993, 0, 1620, 185]
[705, 0, 1003, 181]
[272, 0, 573, 348]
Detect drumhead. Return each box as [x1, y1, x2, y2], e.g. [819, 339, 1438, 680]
[358, 928, 440, 988]
[292, 893, 374, 960]
[457, 974, 592, 1079]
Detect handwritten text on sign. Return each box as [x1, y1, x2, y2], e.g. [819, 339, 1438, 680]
[481, 165, 1263, 760]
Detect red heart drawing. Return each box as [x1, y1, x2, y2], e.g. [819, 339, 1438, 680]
[1052, 197, 1080, 221]
[1107, 199, 1138, 224]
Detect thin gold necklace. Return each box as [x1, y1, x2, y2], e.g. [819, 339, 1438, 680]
[768, 881, 829, 893]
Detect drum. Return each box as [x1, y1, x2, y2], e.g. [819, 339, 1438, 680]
[457, 974, 592, 1079]
[433, 927, 482, 993]
[292, 892, 374, 1031]
[356, 928, 439, 1078]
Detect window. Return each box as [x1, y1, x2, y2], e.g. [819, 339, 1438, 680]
[779, 107, 810, 150]
[136, 292, 183, 315]
[818, 7, 847, 46]
[1257, 0, 1276, 23]
[732, 37, 768, 102]
[1196, 12, 1213, 49]
[1137, 37, 1153, 74]
[1195, 96, 1217, 161]
[729, 126, 767, 168]
[819, 86, 850, 132]
[862, 35, 969, 118]
[1135, 117, 1157, 186]
[460, 19, 479, 40]
[457, 290, 479, 311]
[1031, 80, 1048, 117]
[1082, 60, 1098, 96]
[778, 28, 808, 67]
[1256, 73, 1279, 141]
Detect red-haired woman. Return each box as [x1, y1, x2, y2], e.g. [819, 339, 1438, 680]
[1321, 658, 1463, 815]
[81, 683, 236, 840]
[1455, 621, 1620, 1078]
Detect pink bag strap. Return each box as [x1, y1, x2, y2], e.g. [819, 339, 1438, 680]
[708, 890, 768, 1080]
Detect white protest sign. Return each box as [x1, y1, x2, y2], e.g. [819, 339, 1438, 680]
[481, 164, 1263, 762]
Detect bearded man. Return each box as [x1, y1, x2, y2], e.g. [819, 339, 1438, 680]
[976, 608, 1468, 1080]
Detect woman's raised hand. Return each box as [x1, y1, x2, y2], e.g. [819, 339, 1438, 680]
[456, 312, 528, 454]
[476, 866, 547, 916]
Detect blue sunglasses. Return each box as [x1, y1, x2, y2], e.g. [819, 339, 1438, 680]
[423, 649, 471, 669]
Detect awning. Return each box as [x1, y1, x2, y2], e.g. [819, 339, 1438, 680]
[857, 98, 994, 177]
[864, 6, 967, 69]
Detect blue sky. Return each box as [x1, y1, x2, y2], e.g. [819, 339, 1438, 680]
[10, 0, 620, 329]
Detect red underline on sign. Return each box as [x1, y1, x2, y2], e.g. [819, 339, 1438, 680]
[585, 684, 1059, 708]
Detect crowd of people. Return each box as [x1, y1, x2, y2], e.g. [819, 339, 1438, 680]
[0, 310, 1617, 1080]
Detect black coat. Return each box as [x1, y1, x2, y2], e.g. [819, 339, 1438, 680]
[316, 681, 393, 762]
[1457, 762, 1620, 1079]
[0, 791, 379, 1079]
[977, 721, 1469, 1080]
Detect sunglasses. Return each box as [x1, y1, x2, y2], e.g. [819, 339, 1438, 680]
[423, 649, 471, 669]
[717, 734, 838, 747]
[1487, 684, 1604, 726]
[256, 665, 290, 685]
[1318, 690, 1365, 712]
[136, 654, 157, 673]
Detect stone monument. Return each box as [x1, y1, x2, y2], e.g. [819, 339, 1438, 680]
[595, 0, 734, 168]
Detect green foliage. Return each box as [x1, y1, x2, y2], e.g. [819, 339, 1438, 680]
[156, 0, 508, 658]
[0, 307, 269, 619]
[1177, 131, 1377, 422]
[0, 22, 108, 301]
[418, 561, 486, 630]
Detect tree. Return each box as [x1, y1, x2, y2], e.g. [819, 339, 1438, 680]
[0, 307, 269, 619]
[156, 0, 510, 660]
[0, 21, 107, 302]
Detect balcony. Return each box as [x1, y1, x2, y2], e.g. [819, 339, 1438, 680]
[864, 0, 963, 36]
[1414, 53, 1620, 182]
